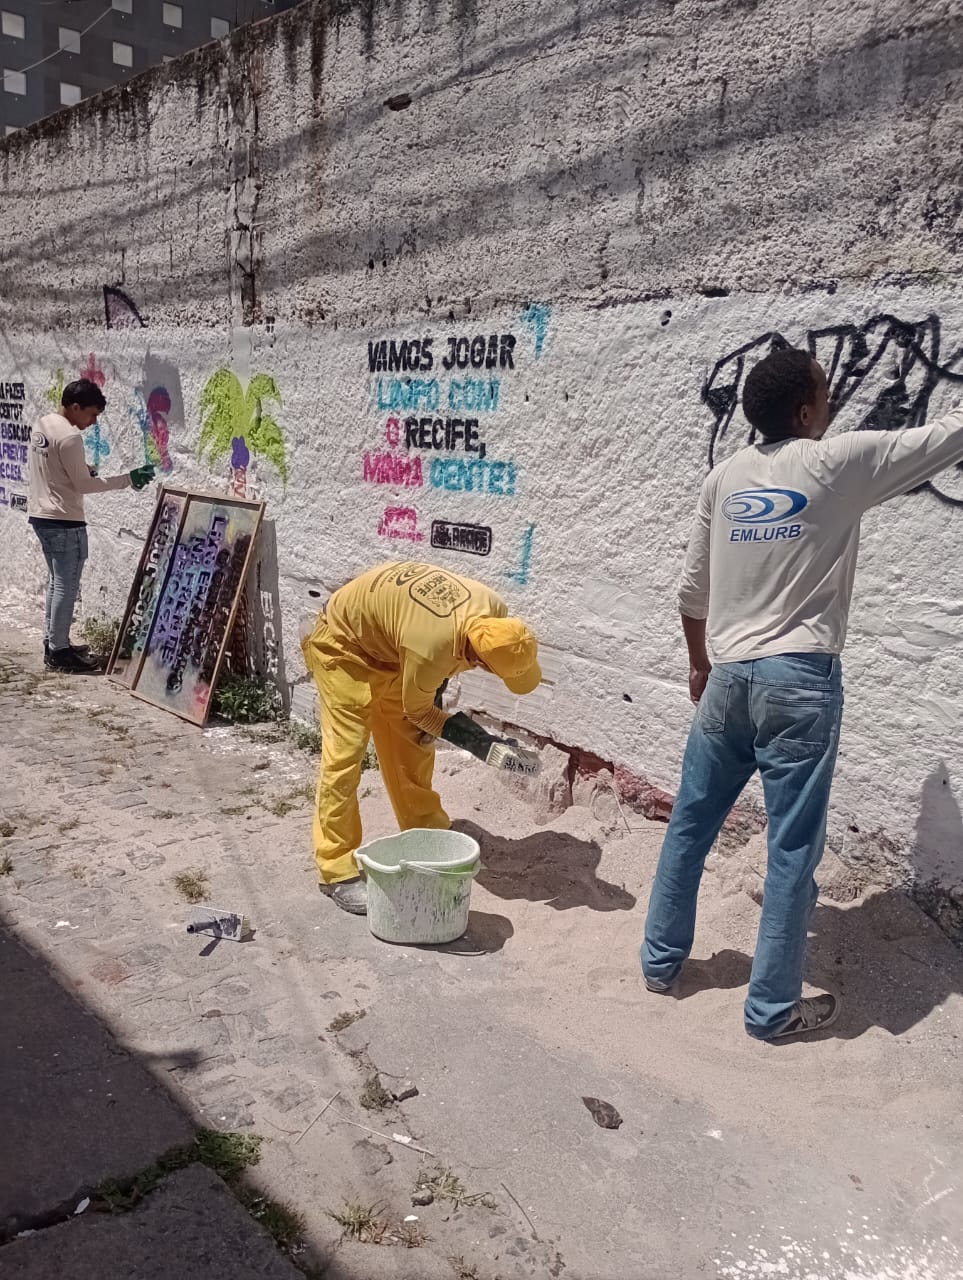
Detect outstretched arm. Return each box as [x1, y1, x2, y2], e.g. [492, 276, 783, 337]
[60, 432, 133, 495]
[441, 712, 540, 776]
[820, 402, 963, 507]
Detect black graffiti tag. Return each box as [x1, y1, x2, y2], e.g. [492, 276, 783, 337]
[702, 314, 963, 506]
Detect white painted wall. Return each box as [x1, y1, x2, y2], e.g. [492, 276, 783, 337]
[0, 0, 961, 898]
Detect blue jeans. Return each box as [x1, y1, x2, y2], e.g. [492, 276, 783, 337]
[32, 522, 88, 651]
[642, 654, 844, 1040]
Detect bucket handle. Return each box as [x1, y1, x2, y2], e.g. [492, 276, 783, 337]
[402, 860, 482, 879]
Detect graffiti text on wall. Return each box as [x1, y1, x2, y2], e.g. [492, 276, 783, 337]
[704, 314, 963, 506]
[505, 523, 536, 586]
[367, 333, 516, 374]
[0, 379, 27, 508]
[363, 313, 549, 584]
[431, 520, 492, 556]
[378, 506, 424, 542]
[520, 304, 552, 359]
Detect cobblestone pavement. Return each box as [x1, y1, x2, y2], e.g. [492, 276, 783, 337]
[0, 629, 488, 1279]
[2, 624, 963, 1280]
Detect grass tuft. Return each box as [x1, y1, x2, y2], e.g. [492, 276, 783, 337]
[288, 719, 323, 754]
[328, 1201, 386, 1243]
[327, 1201, 426, 1249]
[327, 1008, 366, 1033]
[213, 674, 282, 725]
[240, 1191, 306, 1254]
[79, 615, 119, 659]
[448, 1258, 481, 1280]
[173, 869, 209, 903]
[419, 1166, 496, 1211]
[93, 1130, 262, 1214]
[359, 1074, 392, 1112]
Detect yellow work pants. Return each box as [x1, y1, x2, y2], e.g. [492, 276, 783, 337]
[302, 620, 450, 884]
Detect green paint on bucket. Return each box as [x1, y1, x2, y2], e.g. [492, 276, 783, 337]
[355, 828, 481, 945]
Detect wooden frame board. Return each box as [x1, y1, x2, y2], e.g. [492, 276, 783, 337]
[106, 486, 190, 686]
[128, 490, 265, 726]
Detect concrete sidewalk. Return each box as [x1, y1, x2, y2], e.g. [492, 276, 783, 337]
[0, 897, 303, 1278]
[1, 625, 962, 1280]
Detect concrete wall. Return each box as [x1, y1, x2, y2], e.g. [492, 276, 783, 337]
[1, 0, 961, 912]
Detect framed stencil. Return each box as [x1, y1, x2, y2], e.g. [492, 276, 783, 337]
[128, 490, 264, 725]
[107, 486, 189, 686]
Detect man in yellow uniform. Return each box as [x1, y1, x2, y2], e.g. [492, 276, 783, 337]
[301, 561, 542, 915]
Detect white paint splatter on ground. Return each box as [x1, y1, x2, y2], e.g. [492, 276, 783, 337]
[713, 1229, 963, 1279]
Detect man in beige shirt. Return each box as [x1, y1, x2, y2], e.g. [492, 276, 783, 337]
[28, 378, 155, 673]
[643, 346, 963, 1042]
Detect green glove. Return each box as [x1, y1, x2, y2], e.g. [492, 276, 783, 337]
[440, 711, 498, 763]
[129, 465, 156, 491]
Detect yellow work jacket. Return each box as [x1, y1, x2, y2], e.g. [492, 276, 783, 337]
[323, 562, 508, 736]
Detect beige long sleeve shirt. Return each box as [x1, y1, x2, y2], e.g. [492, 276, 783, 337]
[679, 404, 963, 662]
[28, 413, 130, 523]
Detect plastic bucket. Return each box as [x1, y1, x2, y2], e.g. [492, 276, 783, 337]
[355, 828, 481, 945]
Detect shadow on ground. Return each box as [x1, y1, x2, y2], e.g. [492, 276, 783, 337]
[412, 907, 514, 955]
[660, 888, 963, 1044]
[0, 914, 363, 1279]
[453, 819, 637, 912]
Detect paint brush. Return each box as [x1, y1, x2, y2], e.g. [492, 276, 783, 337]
[485, 742, 541, 777]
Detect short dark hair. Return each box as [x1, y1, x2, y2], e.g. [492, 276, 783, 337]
[62, 378, 106, 412]
[742, 348, 818, 440]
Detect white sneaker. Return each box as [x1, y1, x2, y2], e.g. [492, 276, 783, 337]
[326, 878, 367, 916]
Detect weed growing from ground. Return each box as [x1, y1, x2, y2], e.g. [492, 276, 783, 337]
[93, 1130, 262, 1213]
[288, 719, 323, 754]
[240, 1192, 306, 1253]
[79, 616, 120, 659]
[359, 1073, 392, 1112]
[263, 783, 314, 818]
[418, 1166, 496, 1211]
[327, 1201, 427, 1248]
[328, 1201, 385, 1243]
[327, 1008, 367, 1033]
[448, 1258, 481, 1280]
[173, 869, 209, 902]
[213, 674, 282, 725]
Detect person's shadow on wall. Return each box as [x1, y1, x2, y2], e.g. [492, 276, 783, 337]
[452, 818, 637, 912]
[909, 760, 963, 940]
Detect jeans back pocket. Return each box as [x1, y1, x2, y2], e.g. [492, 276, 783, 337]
[764, 692, 838, 761]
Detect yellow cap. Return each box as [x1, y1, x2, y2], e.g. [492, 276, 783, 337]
[465, 617, 541, 696]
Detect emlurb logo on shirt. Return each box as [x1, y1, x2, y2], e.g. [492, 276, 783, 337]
[722, 488, 807, 544]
